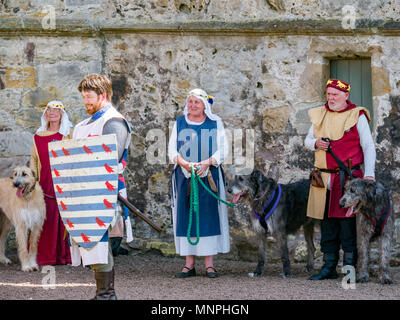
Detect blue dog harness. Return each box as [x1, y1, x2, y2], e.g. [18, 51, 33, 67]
[252, 184, 282, 230]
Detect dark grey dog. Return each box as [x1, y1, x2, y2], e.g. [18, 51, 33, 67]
[339, 178, 394, 284]
[228, 169, 315, 278]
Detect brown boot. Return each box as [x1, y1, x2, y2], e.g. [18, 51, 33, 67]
[92, 270, 114, 300]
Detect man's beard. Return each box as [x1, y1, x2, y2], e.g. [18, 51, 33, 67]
[328, 101, 346, 111]
[85, 97, 102, 115]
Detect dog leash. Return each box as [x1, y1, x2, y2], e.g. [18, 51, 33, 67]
[322, 138, 355, 179]
[195, 173, 236, 209]
[187, 165, 200, 245]
[186, 165, 236, 246]
[322, 137, 355, 195]
[43, 193, 57, 199]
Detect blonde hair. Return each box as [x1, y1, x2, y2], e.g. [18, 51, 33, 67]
[78, 74, 113, 101]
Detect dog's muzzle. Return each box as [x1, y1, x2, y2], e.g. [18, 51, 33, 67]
[231, 190, 248, 204]
[13, 182, 27, 198]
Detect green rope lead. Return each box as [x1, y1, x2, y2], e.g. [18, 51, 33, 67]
[196, 176, 236, 208]
[187, 165, 200, 245]
[186, 165, 236, 246]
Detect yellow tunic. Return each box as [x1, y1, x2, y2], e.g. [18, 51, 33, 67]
[306, 106, 370, 219]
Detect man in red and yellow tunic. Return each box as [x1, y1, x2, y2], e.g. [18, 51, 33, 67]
[305, 79, 376, 280]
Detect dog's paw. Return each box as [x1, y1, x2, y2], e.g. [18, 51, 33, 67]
[21, 263, 38, 272]
[379, 273, 393, 285]
[29, 258, 39, 271]
[30, 263, 39, 272]
[21, 265, 34, 272]
[248, 272, 262, 278]
[0, 256, 12, 265]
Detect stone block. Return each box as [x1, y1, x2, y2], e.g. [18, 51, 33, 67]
[0, 131, 33, 157]
[293, 103, 322, 135]
[262, 105, 290, 133]
[258, 78, 286, 101]
[372, 66, 391, 96]
[0, 89, 22, 113]
[145, 241, 176, 257]
[0, 41, 24, 65]
[0, 109, 15, 130]
[148, 171, 170, 194]
[21, 87, 64, 108]
[175, 79, 191, 90]
[36, 61, 101, 89]
[5, 67, 36, 88]
[14, 107, 43, 131]
[298, 63, 329, 102]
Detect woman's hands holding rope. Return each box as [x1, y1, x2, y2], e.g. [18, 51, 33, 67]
[176, 155, 216, 176]
[175, 156, 194, 173]
[193, 158, 215, 176]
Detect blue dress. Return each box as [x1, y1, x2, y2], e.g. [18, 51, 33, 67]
[171, 115, 230, 256]
[174, 115, 221, 237]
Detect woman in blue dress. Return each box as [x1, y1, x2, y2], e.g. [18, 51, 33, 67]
[168, 88, 230, 278]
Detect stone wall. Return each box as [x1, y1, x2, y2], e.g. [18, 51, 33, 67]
[1, 0, 399, 263]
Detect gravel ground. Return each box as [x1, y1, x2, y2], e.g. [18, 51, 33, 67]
[0, 250, 399, 301]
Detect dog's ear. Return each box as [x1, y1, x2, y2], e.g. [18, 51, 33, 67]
[251, 169, 265, 185]
[364, 179, 377, 203]
[255, 178, 278, 200]
[250, 169, 262, 182]
[249, 169, 263, 198]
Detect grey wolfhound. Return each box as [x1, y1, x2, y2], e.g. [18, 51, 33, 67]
[339, 178, 394, 284]
[228, 168, 316, 278]
[0, 166, 46, 272]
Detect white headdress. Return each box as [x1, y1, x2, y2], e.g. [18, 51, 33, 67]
[36, 100, 73, 136]
[184, 88, 221, 122]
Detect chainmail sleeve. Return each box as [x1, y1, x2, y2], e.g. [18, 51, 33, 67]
[102, 118, 129, 161]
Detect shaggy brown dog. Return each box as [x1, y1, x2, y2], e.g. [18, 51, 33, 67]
[0, 166, 46, 271]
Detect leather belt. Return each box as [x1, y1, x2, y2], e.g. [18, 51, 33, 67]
[319, 164, 361, 174]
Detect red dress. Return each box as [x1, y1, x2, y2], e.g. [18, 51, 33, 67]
[34, 132, 71, 265]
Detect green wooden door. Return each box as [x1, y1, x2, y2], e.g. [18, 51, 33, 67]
[330, 59, 373, 121]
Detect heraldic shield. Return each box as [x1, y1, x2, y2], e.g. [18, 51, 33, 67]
[48, 134, 119, 250]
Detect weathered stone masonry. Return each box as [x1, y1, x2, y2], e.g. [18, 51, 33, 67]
[0, 0, 399, 263]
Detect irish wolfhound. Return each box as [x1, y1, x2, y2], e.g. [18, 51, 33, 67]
[0, 166, 46, 272]
[340, 178, 394, 284]
[227, 168, 316, 278]
[340, 179, 394, 284]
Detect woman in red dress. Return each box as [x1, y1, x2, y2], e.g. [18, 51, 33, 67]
[30, 100, 73, 266]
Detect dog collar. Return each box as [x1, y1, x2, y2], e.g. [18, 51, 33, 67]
[253, 184, 282, 230]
